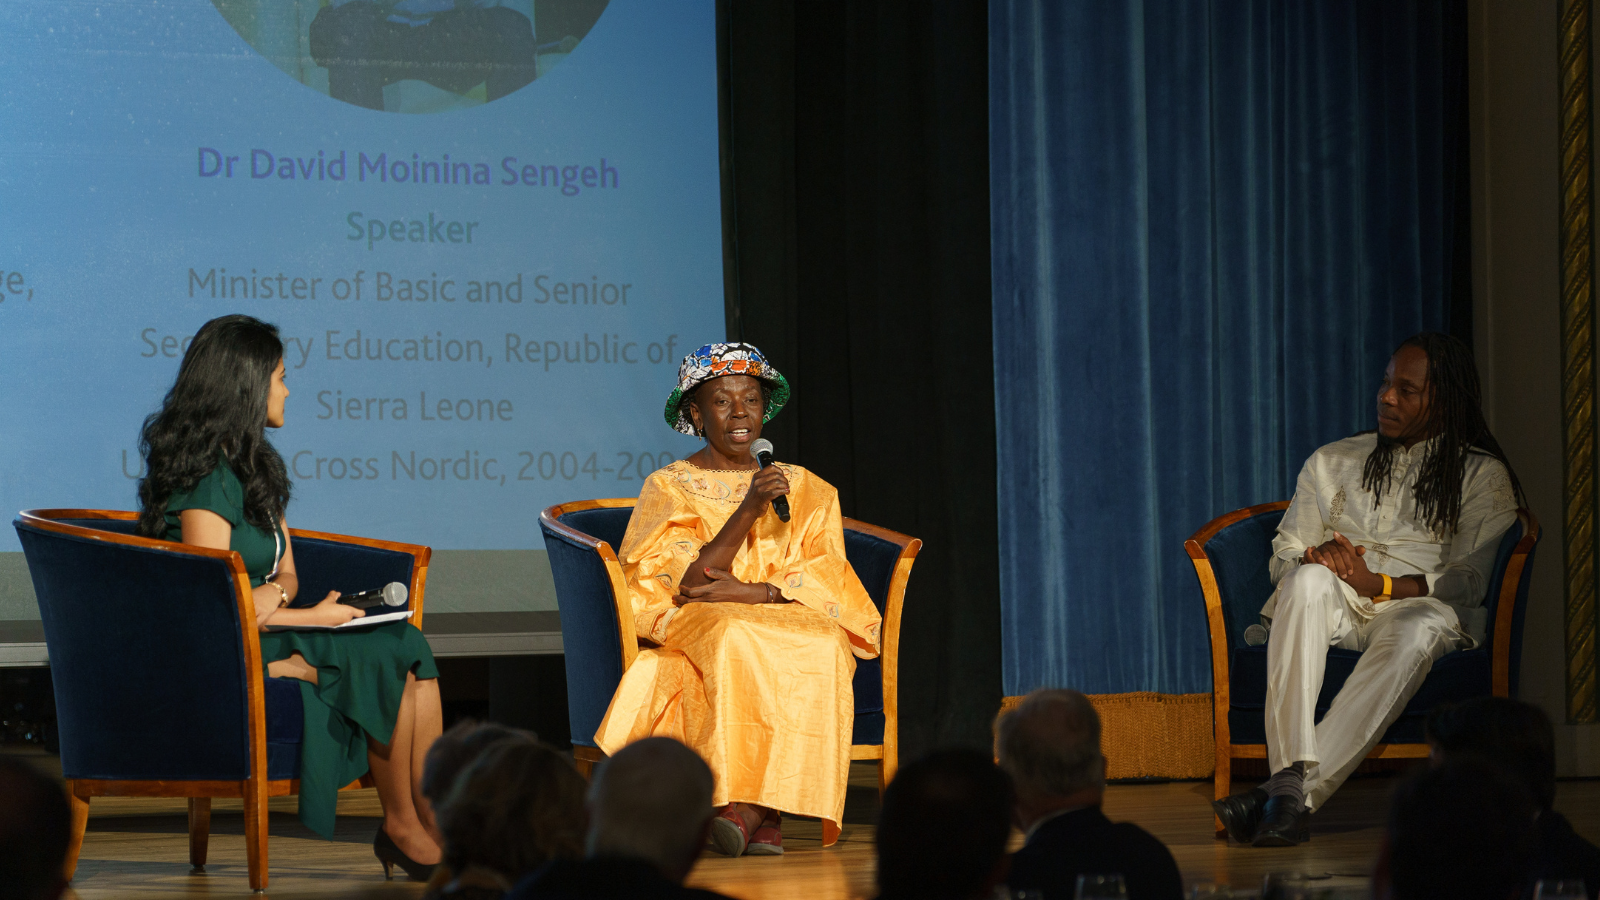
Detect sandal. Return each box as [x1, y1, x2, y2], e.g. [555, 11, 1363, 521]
[746, 811, 783, 856]
[709, 805, 749, 857]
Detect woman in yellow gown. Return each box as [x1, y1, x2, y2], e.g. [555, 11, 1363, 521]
[593, 343, 881, 856]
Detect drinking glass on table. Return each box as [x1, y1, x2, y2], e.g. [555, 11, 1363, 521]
[1261, 872, 1316, 900]
[1534, 880, 1587, 900]
[1076, 873, 1128, 900]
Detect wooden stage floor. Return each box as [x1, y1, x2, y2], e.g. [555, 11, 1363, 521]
[10, 749, 1596, 900]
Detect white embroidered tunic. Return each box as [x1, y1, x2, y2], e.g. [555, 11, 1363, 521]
[1264, 433, 1517, 642]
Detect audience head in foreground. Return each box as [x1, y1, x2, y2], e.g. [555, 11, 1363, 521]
[0, 756, 71, 900]
[876, 748, 1013, 900]
[996, 690, 1184, 900]
[1374, 758, 1536, 900]
[585, 736, 716, 881]
[1427, 696, 1554, 809]
[421, 719, 538, 807]
[996, 688, 1105, 826]
[427, 739, 587, 899]
[1428, 697, 1600, 899]
[508, 737, 733, 900]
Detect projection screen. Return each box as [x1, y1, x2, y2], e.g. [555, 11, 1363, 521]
[0, 0, 725, 660]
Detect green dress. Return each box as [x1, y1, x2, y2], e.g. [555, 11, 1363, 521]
[164, 455, 438, 838]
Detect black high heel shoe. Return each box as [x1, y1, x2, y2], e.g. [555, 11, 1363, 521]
[373, 826, 438, 882]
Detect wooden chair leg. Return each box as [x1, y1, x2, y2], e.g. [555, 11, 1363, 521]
[572, 746, 606, 780]
[188, 798, 211, 870]
[1213, 747, 1231, 838]
[243, 780, 269, 892]
[63, 783, 89, 882]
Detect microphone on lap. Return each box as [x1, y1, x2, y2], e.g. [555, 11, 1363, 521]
[749, 438, 791, 523]
[337, 582, 409, 610]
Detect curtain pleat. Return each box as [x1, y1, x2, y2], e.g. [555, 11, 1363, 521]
[991, 0, 1466, 696]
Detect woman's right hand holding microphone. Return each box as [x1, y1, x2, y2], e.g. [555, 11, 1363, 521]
[308, 591, 364, 627]
[740, 464, 791, 522]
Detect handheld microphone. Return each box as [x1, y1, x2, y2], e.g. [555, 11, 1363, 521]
[337, 582, 409, 610]
[749, 438, 791, 523]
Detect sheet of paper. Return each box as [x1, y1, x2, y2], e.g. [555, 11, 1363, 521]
[264, 608, 414, 632]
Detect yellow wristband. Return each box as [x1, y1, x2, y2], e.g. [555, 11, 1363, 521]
[1376, 573, 1392, 602]
[268, 581, 288, 608]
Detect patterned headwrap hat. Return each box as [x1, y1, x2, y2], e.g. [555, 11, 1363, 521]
[664, 342, 791, 436]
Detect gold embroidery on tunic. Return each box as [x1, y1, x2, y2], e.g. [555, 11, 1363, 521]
[664, 460, 790, 504]
[1488, 472, 1514, 513]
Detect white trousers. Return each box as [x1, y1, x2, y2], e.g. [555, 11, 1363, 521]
[1264, 564, 1463, 810]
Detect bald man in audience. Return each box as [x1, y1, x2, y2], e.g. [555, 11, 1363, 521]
[0, 756, 71, 900]
[998, 690, 1183, 900]
[506, 737, 735, 900]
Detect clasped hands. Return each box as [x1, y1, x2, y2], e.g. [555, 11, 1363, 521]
[677, 567, 781, 605]
[1302, 533, 1388, 599]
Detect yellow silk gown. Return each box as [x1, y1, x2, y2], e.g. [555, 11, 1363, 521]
[593, 460, 882, 845]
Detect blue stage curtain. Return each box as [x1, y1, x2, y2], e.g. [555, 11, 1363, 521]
[991, 1, 1466, 696]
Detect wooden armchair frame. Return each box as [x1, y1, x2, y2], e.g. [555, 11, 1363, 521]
[539, 499, 921, 791]
[1184, 502, 1540, 835]
[18, 509, 431, 892]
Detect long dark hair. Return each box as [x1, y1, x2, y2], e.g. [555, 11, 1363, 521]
[136, 315, 291, 538]
[1361, 333, 1523, 535]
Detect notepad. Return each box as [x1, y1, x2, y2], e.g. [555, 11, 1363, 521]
[264, 609, 415, 632]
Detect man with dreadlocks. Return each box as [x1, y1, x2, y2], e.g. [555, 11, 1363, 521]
[1212, 333, 1523, 848]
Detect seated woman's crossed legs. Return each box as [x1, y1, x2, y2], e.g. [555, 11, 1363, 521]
[267, 653, 445, 862]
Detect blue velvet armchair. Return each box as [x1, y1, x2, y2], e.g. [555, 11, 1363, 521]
[13, 509, 430, 891]
[1184, 501, 1540, 833]
[539, 499, 921, 791]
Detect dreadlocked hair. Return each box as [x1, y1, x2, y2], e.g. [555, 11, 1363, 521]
[1361, 333, 1524, 535]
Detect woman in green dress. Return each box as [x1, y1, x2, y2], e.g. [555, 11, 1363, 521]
[135, 314, 443, 879]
